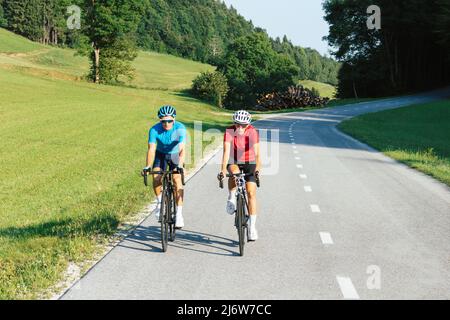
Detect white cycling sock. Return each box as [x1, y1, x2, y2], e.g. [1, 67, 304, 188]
[228, 190, 237, 201]
[249, 215, 257, 228]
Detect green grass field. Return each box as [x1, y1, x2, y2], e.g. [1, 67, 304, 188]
[0, 28, 46, 53]
[339, 100, 450, 187]
[0, 28, 214, 90]
[297, 79, 380, 106]
[0, 28, 227, 299]
[298, 80, 336, 99]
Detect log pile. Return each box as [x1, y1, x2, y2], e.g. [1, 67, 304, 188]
[255, 85, 329, 111]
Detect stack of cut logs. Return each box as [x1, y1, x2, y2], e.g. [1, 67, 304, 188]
[255, 85, 329, 111]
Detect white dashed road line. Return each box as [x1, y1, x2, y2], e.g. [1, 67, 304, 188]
[296, 164, 303, 169]
[299, 174, 307, 179]
[304, 186, 312, 192]
[336, 277, 360, 300]
[310, 205, 321, 213]
[319, 232, 334, 245]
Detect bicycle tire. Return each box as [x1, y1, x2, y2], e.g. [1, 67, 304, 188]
[236, 195, 245, 256]
[169, 189, 177, 242]
[160, 190, 169, 252]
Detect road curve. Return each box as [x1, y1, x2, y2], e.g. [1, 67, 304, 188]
[61, 88, 450, 300]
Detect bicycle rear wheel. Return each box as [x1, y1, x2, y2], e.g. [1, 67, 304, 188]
[160, 190, 169, 252]
[236, 195, 245, 256]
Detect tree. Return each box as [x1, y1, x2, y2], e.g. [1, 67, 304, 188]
[207, 36, 224, 63]
[294, 47, 310, 80]
[307, 51, 323, 82]
[81, 0, 144, 83]
[3, 0, 72, 45]
[270, 33, 338, 85]
[311, 87, 320, 97]
[434, 0, 450, 63]
[95, 36, 138, 84]
[136, 0, 255, 63]
[0, 0, 7, 27]
[3, 0, 27, 35]
[219, 32, 298, 109]
[191, 71, 229, 108]
[323, 0, 450, 98]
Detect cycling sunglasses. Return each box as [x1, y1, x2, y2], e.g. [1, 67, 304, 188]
[160, 120, 174, 124]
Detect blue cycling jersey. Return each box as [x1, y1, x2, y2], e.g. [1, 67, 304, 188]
[148, 121, 187, 154]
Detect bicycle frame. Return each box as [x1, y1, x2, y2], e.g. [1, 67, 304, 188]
[234, 174, 250, 218]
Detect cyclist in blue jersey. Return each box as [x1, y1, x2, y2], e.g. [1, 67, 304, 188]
[142, 105, 187, 228]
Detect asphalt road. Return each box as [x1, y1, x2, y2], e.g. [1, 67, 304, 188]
[62, 88, 450, 300]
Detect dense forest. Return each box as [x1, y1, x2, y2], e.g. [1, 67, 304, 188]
[0, 0, 340, 86]
[324, 0, 450, 98]
[137, 0, 340, 85]
[0, 0, 74, 45]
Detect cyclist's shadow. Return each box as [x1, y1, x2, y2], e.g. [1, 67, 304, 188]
[119, 225, 241, 256]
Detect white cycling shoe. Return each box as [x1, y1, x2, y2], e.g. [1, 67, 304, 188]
[175, 212, 184, 229]
[226, 199, 236, 215]
[248, 227, 258, 241]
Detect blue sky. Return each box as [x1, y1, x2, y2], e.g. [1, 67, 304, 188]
[222, 0, 331, 56]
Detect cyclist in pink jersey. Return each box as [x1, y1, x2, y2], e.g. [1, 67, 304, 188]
[218, 110, 261, 241]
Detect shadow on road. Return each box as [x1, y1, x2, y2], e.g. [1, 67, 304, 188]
[117, 225, 240, 257]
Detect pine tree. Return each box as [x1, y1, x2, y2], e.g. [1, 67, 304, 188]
[0, 0, 7, 27]
[4, 0, 27, 35]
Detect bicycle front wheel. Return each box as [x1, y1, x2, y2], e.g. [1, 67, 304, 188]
[160, 190, 169, 252]
[236, 195, 245, 257]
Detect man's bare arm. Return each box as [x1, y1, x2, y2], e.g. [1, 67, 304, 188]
[178, 142, 185, 168]
[146, 143, 156, 168]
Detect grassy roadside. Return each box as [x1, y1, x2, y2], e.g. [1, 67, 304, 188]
[0, 68, 230, 299]
[0, 29, 227, 299]
[338, 99, 450, 187]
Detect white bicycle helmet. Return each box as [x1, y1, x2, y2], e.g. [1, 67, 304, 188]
[233, 110, 252, 125]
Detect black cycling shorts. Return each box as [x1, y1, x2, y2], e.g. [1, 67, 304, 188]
[227, 163, 257, 183]
[153, 150, 179, 171]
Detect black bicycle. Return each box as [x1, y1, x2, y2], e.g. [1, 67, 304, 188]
[219, 171, 260, 256]
[143, 165, 185, 253]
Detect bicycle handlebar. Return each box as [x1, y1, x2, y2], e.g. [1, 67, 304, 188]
[226, 173, 254, 178]
[218, 172, 260, 188]
[142, 167, 185, 186]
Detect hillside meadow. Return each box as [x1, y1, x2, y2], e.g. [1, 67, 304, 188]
[0, 28, 227, 299]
